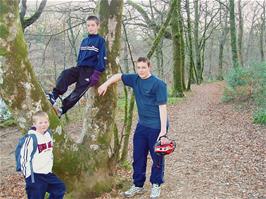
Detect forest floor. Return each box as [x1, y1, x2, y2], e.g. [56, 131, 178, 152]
[0, 81, 265, 199]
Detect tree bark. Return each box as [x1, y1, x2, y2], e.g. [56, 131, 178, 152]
[218, 4, 229, 80]
[229, 0, 240, 68]
[185, 0, 196, 90]
[172, 0, 184, 97]
[259, 1, 265, 62]
[78, 1, 124, 197]
[0, 0, 78, 194]
[245, 4, 257, 64]
[20, 0, 47, 31]
[237, 0, 244, 66]
[0, 0, 61, 133]
[194, 0, 201, 83]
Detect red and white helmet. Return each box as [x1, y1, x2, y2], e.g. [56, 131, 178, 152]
[154, 136, 176, 156]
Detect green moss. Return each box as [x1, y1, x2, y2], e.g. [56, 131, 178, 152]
[0, 118, 16, 128]
[0, 3, 9, 21]
[70, 171, 113, 199]
[0, 48, 7, 56]
[0, 25, 9, 39]
[14, 31, 28, 58]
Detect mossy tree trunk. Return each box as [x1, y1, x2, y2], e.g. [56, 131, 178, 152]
[194, 0, 201, 83]
[185, 0, 195, 90]
[229, 0, 240, 68]
[237, 0, 244, 66]
[259, 1, 265, 62]
[0, 0, 79, 194]
[120, 24, 136, 162]
[171, 0, 184, 97]
[179, 7, 186, 91]
[78, 0, 124, 197]
[0, 1, 61, 134]
[218, 5, 229, 80]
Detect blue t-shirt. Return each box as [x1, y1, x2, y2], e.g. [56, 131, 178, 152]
[122, 74, 168, 129]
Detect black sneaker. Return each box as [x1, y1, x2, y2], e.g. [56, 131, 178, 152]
[46, 93, 56, 106]
[55, 107, 63, 118]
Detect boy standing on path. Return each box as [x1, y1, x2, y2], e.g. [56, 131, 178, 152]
[20, 111, 65, 199]
[47, 15, 106, 117]
[98, 57, 169, 199]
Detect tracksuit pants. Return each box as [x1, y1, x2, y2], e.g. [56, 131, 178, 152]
[133, 123, 165, 187]
[52, 66, 94, 114]
[25, 173, 65, 199]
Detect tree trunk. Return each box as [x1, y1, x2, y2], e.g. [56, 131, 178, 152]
[77, 1, 124, 197]
[245, 5, 257, 64]
[179, 7, 186, 90]
[185, 0, 196, 90]
[237, 0, 244, 66]
[0, 0, 76, 194]
[218, 7, 229, 80]
[229, 0, 240, 68]
[172, 0, 184, 97]
[120, 27, 135, 162]
[259, 1, 265, 62]
[194, 0, 201, 83]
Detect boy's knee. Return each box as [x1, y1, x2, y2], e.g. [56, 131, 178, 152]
[61, 68, 71, 76]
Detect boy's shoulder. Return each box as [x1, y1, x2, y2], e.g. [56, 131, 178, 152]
[153, 75, 166, 85]
[27, 128, 52, 139]
[27, 128, 37, 136]
[83, 34, 105, 40]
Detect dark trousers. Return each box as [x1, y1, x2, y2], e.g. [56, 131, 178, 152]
[53, 67, 94, 114]
[25, 173, 66, 199]
[133, 123, 165, 187]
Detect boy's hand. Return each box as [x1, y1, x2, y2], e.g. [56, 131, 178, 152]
[157, 131, 169, 145]
[98, 84, 108, 96]
[89, 70, 102, 86]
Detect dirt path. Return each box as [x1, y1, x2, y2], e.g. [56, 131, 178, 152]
[1, 82, 265, 199]
[161, 82, 265, 199]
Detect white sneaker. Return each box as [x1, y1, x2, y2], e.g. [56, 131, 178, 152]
[123, 185, 145, 198]
[150, 184, 160, 198]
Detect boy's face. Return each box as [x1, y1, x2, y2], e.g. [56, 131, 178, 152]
[136, 61, 151, 79]
[87, 20, 99, 35]
[33, 116, 49, 134]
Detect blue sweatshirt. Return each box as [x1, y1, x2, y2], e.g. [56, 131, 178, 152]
[77, 34, 106, 72]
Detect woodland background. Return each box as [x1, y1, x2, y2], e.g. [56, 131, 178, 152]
[0, 0, 265, 198]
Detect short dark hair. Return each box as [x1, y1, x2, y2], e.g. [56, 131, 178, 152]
[137, 57, 151, 67]
[87, 15, 100, 25]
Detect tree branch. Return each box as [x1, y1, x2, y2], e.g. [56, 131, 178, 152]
[21, 0, 47, 31]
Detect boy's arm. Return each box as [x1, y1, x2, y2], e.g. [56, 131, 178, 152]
[21, 137, 34, 177]
[159, 104, 167, 138]
[158, 103, 170, 145]
[90, 39, 106, 86]
[98, 74, 122, 96]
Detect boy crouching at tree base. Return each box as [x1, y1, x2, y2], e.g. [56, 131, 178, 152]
[98, 57, 169, 199]
[20, 111, 65, 199]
